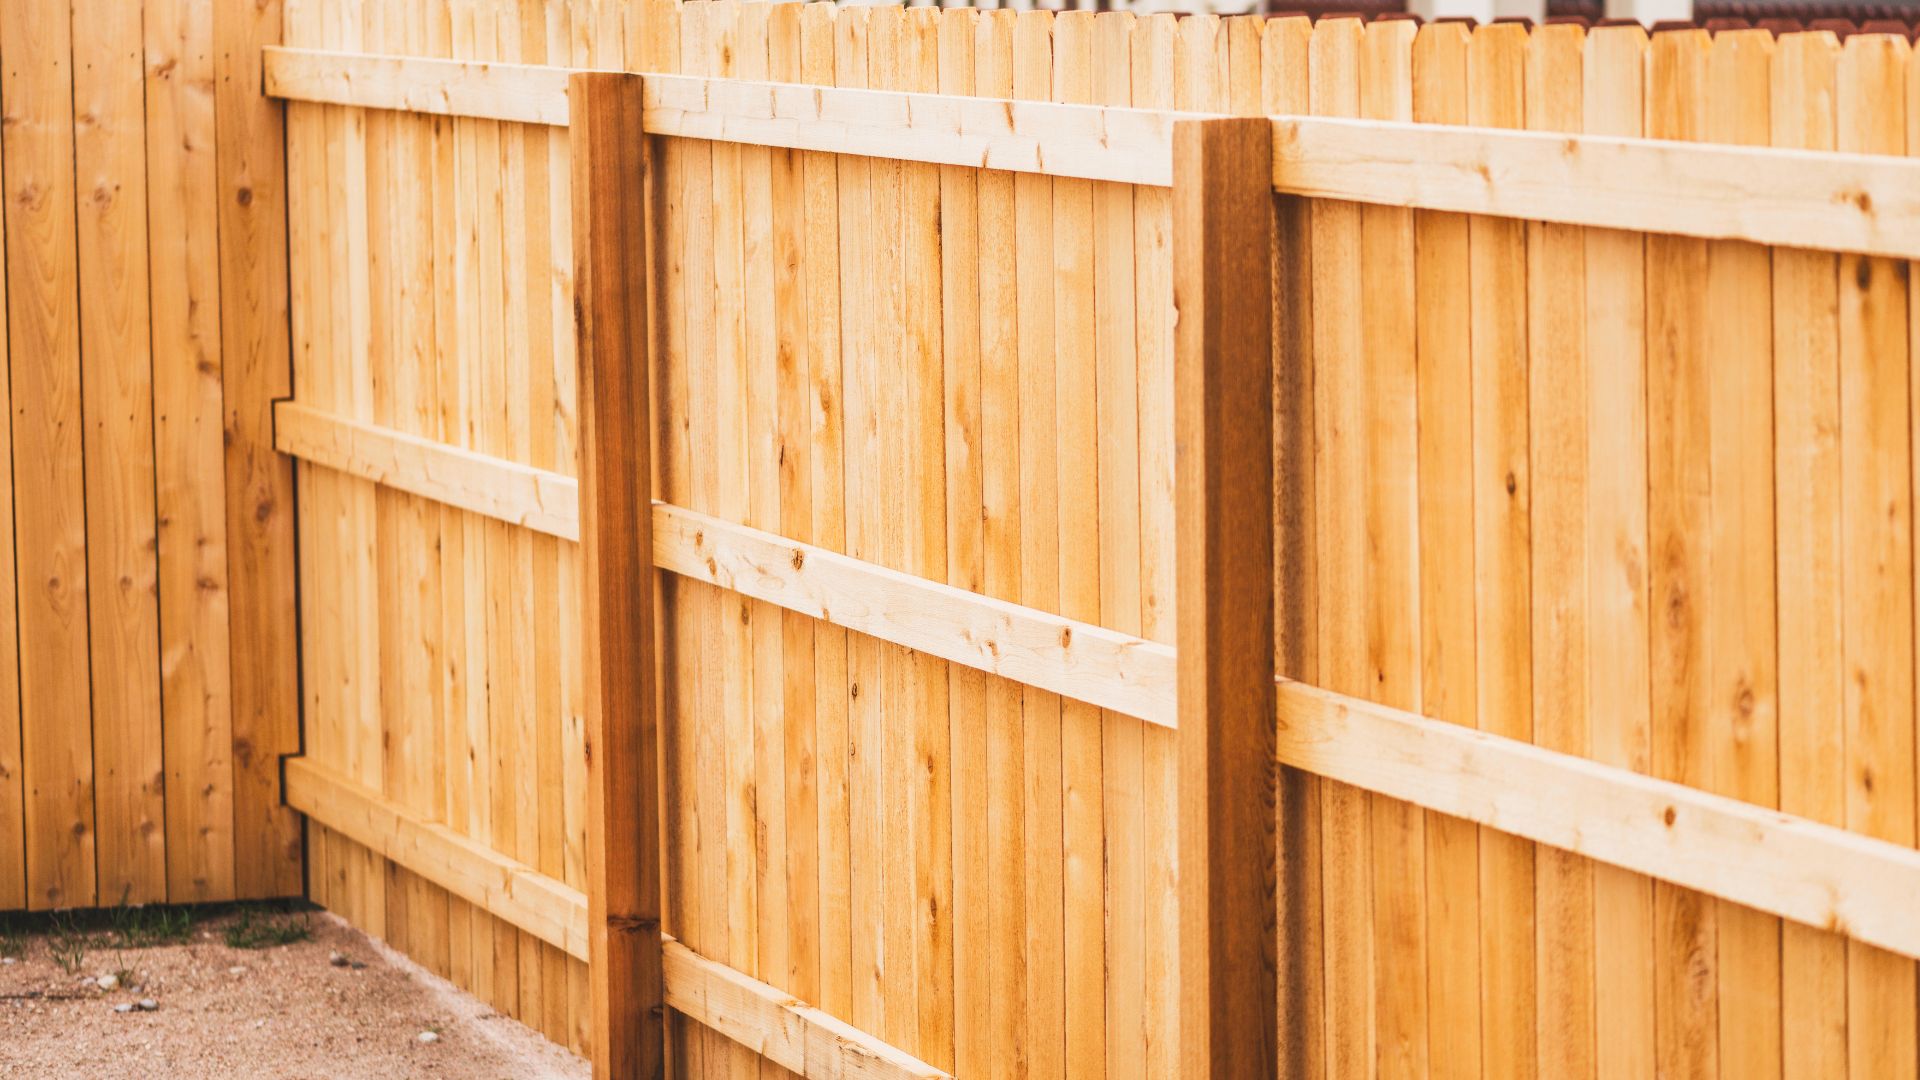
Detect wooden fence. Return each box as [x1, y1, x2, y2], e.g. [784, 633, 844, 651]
[0, 0, 299, 912]
[263, 2, 1920, 1078]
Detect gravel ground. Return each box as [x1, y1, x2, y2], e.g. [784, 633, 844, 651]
[0, 907, 587, 1080]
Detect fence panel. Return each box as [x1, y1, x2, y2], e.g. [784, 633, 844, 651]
[268, 4, 1920, 1078]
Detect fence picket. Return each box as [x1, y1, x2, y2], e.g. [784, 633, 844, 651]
[1410, 19, 1477, 1080]
[1837, 30, 1920, 1078]
[1523, 22, 1594, 1079]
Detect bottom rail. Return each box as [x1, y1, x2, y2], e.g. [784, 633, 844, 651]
[284, 756, 949, 1080]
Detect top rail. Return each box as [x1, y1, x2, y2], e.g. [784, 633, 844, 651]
[1274, 117, 1920, 262]
[262, 46, 1179, 185]
[265, 45, 1920, 259]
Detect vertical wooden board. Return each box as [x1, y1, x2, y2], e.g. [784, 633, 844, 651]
[1769, 31, 1848, 1080]
[146, 0, 237, 906]
[514, 0, 564, 1039]
[410, 0, 453, 1006]
[495, 0, 547, 1031]
[902, 8, 955, 1071]
[216, 0, 302, 901]
[284, 0, 337, 929]
[308, 0, 354, 941]
[1137, 13, 1181, 1077]
[1012, 13, 1065, 1079]
[1705, 28, 1783, 1080]
[1522, 23, 1594, 1080]
[1223, 15, 1260, 117]
[2, 0, 99, 911]
[1466, 22, 1535, 1080]
[639, 15, 692, 1060]
[1357, 20, 1425, 1080]
[327, 0, 381, 938]
[1172, 111, 1277, 1080]
[681, 3, 728, 1066]
[868, 7, 919, 1057]
[72, 0, 166, 909]
[1645, 30, 1718, 1080]
[972, 11, 1027, 1078]
[798, 0, 853, 1032]
[471, 0, 513, 1007]
[1579, 26, 1656, 1080]
[1050, 14, 1104, 1080]
[566, 0, 614, 1048]
[1091, 13, 1142, 1080]
[832, 1, 888, 1045]
[572, 63, 664, 1080]
[444, 0, 498, 1010]
[366, 0, 403, 960]
[768, 0, 817, 1026]
[937, 9, 987, 1077]
[704, 15, 762, 1063]
[1837, 31, 1919, 1080]
[1306, 17, 1371, 1076]
[737, 0, 788, 1022]
[0, 0, 20, 911]
[1411, 20, 1479, 1080]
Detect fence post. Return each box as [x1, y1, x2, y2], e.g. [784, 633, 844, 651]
[1173, 116, 1279, 1078]
[570, 71, 663, 1080]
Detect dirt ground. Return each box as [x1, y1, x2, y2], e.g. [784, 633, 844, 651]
[0, 906, 588, 1080]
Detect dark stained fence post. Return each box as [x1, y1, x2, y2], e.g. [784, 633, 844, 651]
[1173, 116, 1280, 1079]
[570, 70, 663, 1080]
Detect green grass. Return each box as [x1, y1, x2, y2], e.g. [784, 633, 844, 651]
[223, 908, 312, 950]
[0, 899, 320, 967]
[104, 904, 194, 948]
[47, 914, 89, 974]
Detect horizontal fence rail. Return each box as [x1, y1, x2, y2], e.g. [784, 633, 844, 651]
[1272, 116, 1920, 261]
[272, 403, 1174, 725]
[275, 401, 582, 540]
[264, 45, 1920, 259]
[1274, 681, 1920, 963]
[285, 759, 948, 1080]
[273, 401, 1920, 965]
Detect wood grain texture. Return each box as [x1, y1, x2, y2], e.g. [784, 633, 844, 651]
[1410, 21, 1478, 1080]
[3, 0, 98, 911]
[1173, 114, 1276, 1080]
[146, 0, 238, 907]
[74, 0, 166, 909]
[216, 0, 303, 900]
[1581, 25, 1657, 1080]
[570, 69, 662, 1080]
[1771, 31, 1850, 1079]
[0, 2, 22, 912]
[235, 9, 1920, 1080]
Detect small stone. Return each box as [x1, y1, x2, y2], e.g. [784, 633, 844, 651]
[96, 973, 119, 991]
[77, 976, 96, 989]
[227, 966, 246, 976]
[137, 998, 158, 1012]
[112, 1003, 133, 1014]
[350, 961, 366, 970]
[2, 956, 15, 965]
[328, 950, 349, 968]
[416, 1031, 440, 1044]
